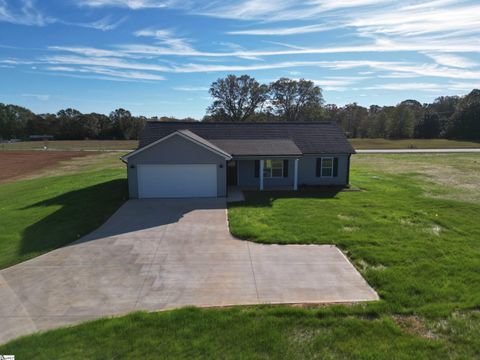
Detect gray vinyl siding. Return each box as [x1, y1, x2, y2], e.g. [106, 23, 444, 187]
[236, 154, 349, 189]
[126, 134, 227, 198]
[298, 154, 349, 186]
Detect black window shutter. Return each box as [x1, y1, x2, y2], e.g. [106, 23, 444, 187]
[316, 158, 321, 177]
[254, 160, 259, 178]
[333, 157, 339, 177]
[283, 160, 288, 177]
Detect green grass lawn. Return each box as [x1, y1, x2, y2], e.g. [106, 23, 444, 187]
[0, 153, 127, 269]
[350, 138, 480, 149]
[0, 139, 138, 151]
[0, 307, 456, 359]
[1, 153, 479, 358]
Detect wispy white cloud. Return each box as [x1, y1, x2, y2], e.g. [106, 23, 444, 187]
[134, 28, 195, 53]
[364, 81, 480, 92]
[365, 83, 444, 92]
[446, 82, 480, 91]
[197, 0, 394, 22]
[304, 76, 370, 92]
[80, 0, 173, 9]
[310, 77, 369, 87]
[42, 52, 480, 79]
[43, 57, 405, 74]
[0, 0, 127, 30]
[21, 93, 50, 100]
[379, 72, 422, 79]
[70, 16, 127, 31]
[0, 0, 53, 26]
[0, 58, 36, 65]
[228, 24, 337, 36]
[44, 55, 171, 72]
[117, 41, 480, 58]
[46, 65, 165, 81]
[352, 2, 480, 38]
[173, 86, 209, 91]
[48, 46, 135, 58]
[424, 53, 479, 69]
[41, 69, 145, 83]
[82, 66, 165, 80]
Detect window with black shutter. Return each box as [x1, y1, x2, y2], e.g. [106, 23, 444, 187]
[316, 158, 321, 177]
[333, 157, 338, 177]
[316, 157, 338, 177]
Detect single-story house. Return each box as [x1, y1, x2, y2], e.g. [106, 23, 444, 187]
[122, 122, 355, 198]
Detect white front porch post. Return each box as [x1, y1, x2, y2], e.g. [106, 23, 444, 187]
[293, 158, 299, 191]
[259, 159, 264, 191]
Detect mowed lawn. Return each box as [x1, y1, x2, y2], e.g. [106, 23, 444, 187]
[1, 153, 480, 358]
[350, 138, 480, 149]
[0, 152, 127, 269]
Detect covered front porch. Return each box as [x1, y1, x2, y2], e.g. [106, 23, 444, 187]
[227, 157, 300, 191]
[213, 137, 303, 193]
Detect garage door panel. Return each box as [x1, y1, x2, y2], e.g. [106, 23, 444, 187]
[138, 164, 217, 198]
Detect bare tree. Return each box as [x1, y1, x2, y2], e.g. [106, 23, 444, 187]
[207, 75, 269, 122]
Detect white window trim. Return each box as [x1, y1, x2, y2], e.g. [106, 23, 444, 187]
[263, 159, 284, 178]
[321, 157, 334, 178]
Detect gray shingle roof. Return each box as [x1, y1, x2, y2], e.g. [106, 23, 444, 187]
[210, 139, 302, 157]
[139, 122, 355, 154]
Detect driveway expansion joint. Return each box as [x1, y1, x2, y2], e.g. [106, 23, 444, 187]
[246, 242, 260, 302]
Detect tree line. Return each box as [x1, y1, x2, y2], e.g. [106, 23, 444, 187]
[1, 74, 479, 141]
[0, 107, 193, 141]
[205, 75, 479, 140]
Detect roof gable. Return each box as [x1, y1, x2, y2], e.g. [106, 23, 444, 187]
[122, 129, 232, 161]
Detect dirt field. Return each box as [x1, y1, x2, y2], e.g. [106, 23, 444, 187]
[0, 151, 97, 184]
[0, 140, 137, 151]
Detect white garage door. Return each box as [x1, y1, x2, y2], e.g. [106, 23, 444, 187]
[137, 164, 217, 198]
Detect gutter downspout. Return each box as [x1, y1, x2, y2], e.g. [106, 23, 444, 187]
[346, 154, 351, 186]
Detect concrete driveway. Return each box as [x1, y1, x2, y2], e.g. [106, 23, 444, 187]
[0, 198, 377, 344]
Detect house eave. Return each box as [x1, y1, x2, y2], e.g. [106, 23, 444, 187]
[231, 154, 303, 160]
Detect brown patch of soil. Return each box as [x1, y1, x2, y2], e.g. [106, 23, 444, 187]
[392, 315, 437, 339]
[0, 151, 96, 183]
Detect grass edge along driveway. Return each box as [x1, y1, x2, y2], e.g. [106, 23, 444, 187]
[0, 167, 127, 269]
[1, 307, 479, 359]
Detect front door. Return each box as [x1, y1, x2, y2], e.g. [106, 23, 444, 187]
[227, 160, 237, 186]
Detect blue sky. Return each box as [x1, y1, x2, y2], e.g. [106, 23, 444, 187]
[1, 0, 480, 118]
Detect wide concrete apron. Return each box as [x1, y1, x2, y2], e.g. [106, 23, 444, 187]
[0, 198, 377, 344]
